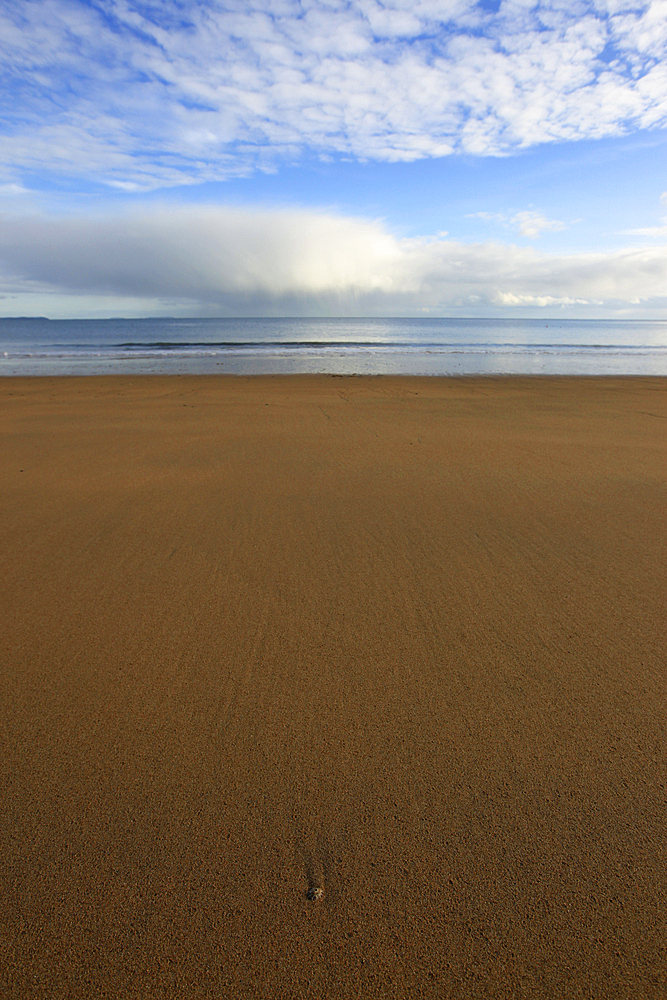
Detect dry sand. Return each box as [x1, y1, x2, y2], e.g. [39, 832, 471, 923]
[1, 374, 666, 999]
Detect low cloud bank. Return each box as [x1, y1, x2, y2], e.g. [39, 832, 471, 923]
[1, 206, 667, 316]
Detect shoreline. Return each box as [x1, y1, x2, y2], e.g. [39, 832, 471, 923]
[2, 374, 666, 998]
[2, 370, 667, 381]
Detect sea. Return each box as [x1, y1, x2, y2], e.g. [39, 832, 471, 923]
[1, 316, 667, 377]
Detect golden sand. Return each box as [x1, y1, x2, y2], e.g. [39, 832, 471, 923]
[1, 375, 666, 998]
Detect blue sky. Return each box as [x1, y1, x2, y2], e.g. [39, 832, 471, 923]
[1, 0, 666, 318]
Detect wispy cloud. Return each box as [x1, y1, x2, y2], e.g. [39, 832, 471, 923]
[1, 205, 665, 314]
[468, 210, 567, 237]
[512, 212, 567, 239]
[1, 1, 666, 188]
[623, 191, 667, 237]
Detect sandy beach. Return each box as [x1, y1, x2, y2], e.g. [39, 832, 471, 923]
[1, 374, 665, 999]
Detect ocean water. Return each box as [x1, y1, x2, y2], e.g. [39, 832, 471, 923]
[1, 316, 667, 376]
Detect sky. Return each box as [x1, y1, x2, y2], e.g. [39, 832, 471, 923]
[0, 0, 666, 319]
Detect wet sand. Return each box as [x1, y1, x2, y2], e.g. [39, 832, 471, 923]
[1, 374, 666, 999]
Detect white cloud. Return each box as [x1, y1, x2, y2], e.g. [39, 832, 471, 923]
[0, 183, 30, 197]
[623, 190, 667, 236]
[0, 1, 666, 188]
[1, 205, 666, 314]
[512, 211, 567, 237]
[468, 210, 566, 237]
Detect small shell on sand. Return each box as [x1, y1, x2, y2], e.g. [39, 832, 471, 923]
[306, 887, 324, 901]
